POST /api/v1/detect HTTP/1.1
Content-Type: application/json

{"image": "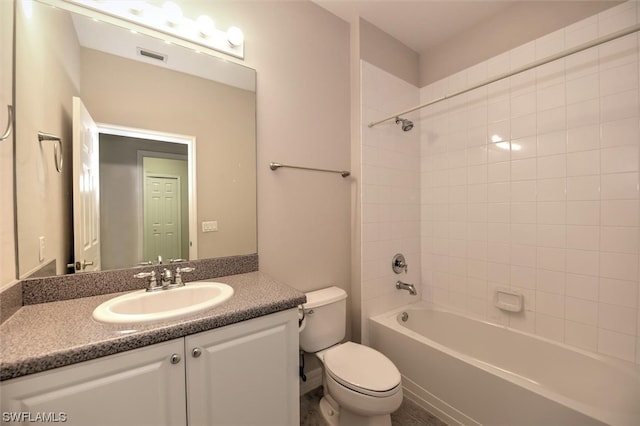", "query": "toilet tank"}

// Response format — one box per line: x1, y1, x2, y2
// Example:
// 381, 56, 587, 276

299, 286, 347, 353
